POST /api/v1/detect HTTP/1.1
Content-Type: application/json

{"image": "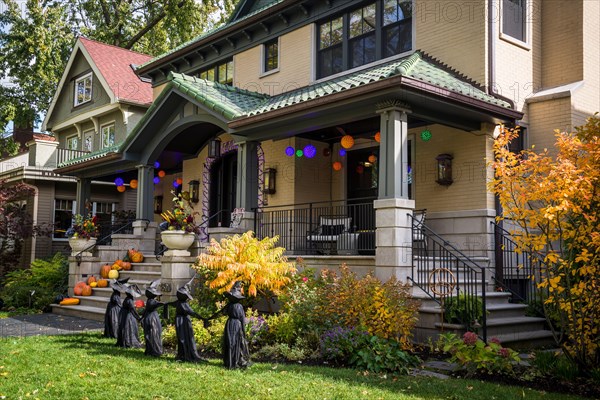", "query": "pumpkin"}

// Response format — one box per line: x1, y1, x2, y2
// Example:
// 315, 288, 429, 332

128, 249, 144, 263
74, 282, 86, 296
100, 264, 112, 278
86, 275, 96, 285
111, 261, 122, 271
121, 261, 132, 271
108, 269, 119, 279
60, 297, 80, 305
97, 279, 108, 288
90, 281, 98, 288
134, 300, 145, 308
81, 285, 92, 296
